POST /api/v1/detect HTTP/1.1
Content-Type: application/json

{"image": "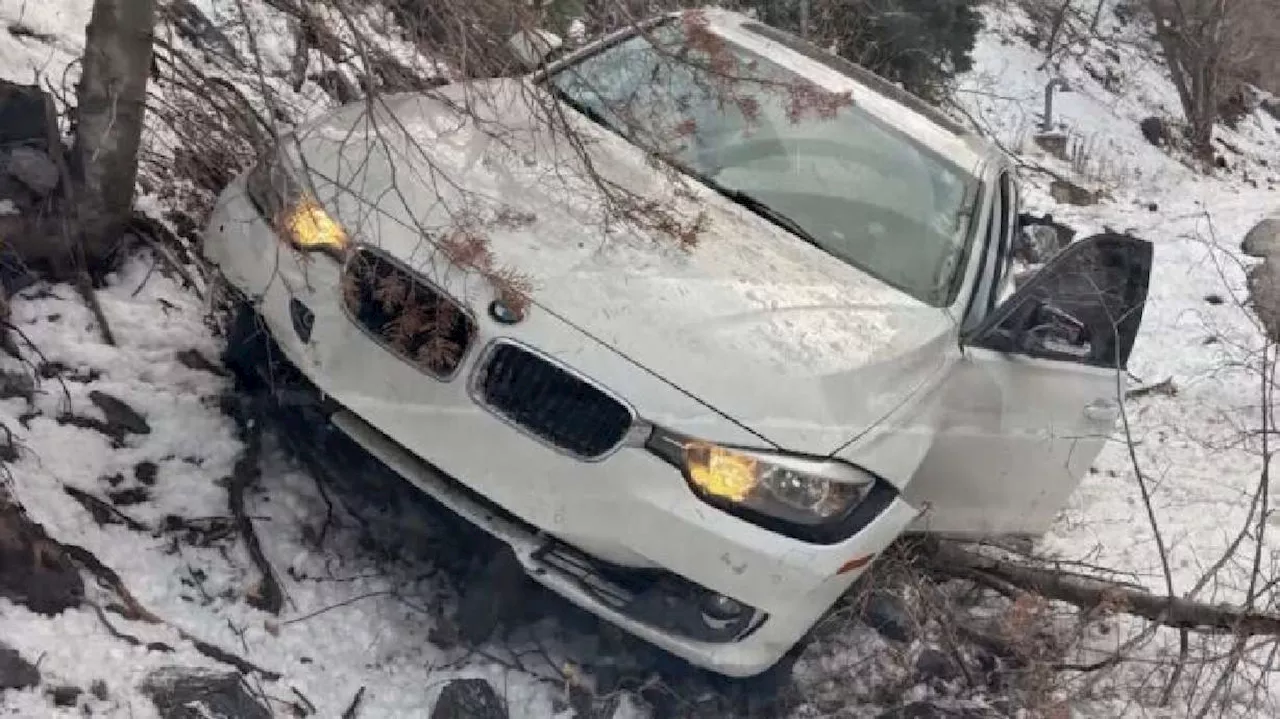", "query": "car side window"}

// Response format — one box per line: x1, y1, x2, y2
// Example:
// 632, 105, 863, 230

966, 234, 1153, 370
